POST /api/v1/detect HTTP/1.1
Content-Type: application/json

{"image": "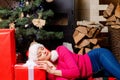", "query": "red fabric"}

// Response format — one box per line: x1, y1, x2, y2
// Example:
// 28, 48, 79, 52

26, 50, 29, 57
88, 77, 94, 80
0, 29, 16, 80
88, 77, 116, 80
15, 64, 46, 80
108, 77, 116, 80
